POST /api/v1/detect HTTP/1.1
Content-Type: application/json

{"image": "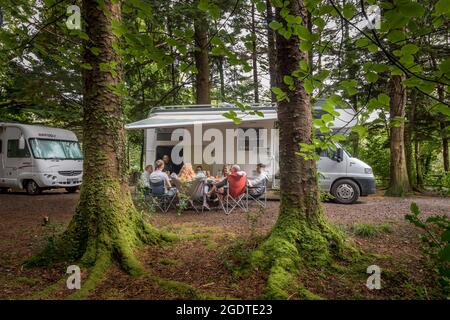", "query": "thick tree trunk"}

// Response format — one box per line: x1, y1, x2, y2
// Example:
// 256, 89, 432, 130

27, 0, 169, 284
266, 0, 277, 102
437, 85, 449, 172
251, 3, 259, 103
251, 0, 349, 300
194, 15, 211, 104
385, 74, 411, 196
405, 90, 417, 189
